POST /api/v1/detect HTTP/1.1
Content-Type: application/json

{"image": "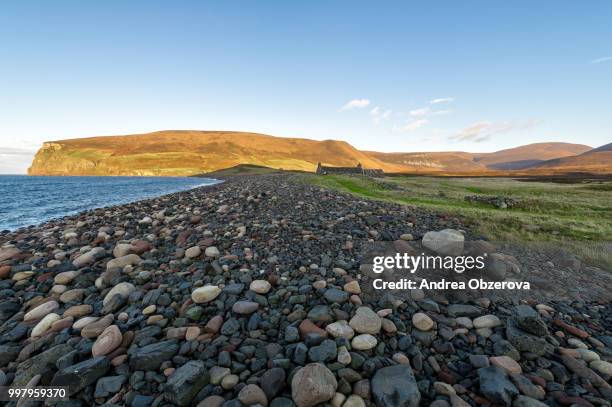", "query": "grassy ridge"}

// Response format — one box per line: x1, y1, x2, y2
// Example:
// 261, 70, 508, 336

302, 174, 612, 269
